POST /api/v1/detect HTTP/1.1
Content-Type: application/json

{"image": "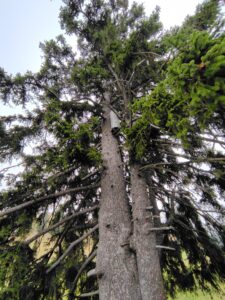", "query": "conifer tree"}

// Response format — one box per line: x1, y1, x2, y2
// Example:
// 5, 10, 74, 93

0, 0, 224, 299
